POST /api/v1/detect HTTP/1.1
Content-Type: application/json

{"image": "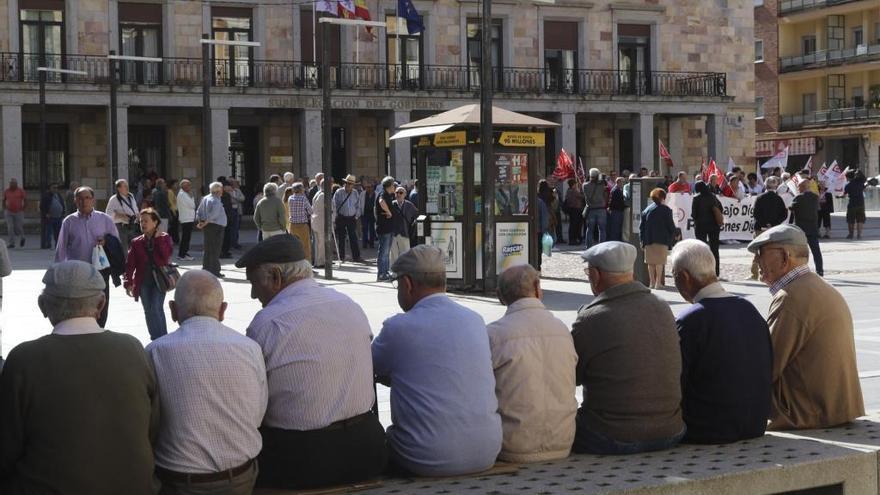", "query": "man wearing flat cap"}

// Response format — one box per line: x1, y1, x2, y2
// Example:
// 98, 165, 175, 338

571, 241, 684, 454
237, 235, 386, 489
0, 261, 159, 494
749, 224, 863, 430
372, 245, 502, 476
